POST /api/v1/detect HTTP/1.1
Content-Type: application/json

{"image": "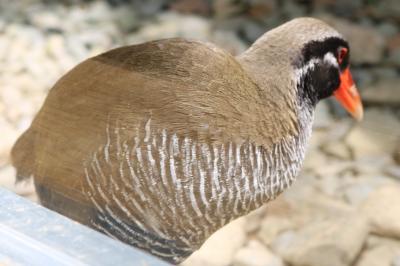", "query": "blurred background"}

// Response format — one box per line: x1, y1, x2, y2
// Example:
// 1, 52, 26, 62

0, 0, 399, 265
